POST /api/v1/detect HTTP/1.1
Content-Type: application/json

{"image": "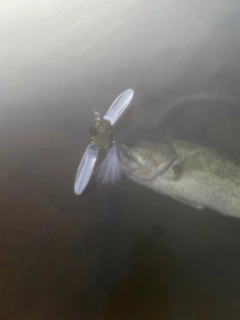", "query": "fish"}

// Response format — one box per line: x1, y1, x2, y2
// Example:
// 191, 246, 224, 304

98, 138, 240, 218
